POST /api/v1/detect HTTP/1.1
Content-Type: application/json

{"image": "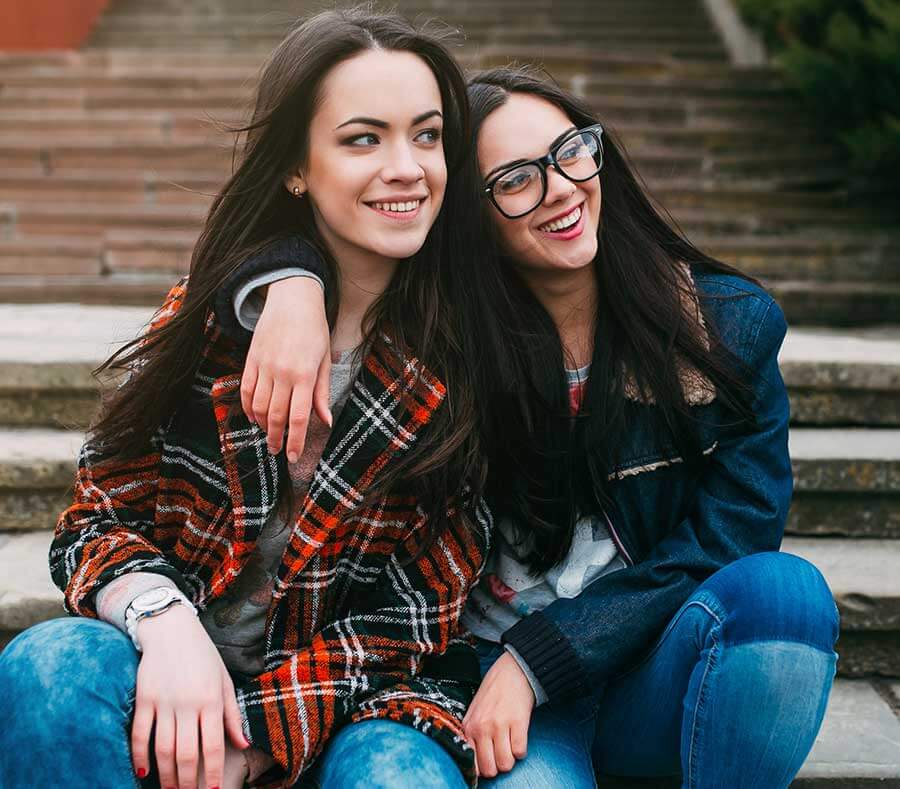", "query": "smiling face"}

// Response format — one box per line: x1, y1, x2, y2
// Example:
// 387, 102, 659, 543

478, 93, 601, 274
285, 49, 446, 267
